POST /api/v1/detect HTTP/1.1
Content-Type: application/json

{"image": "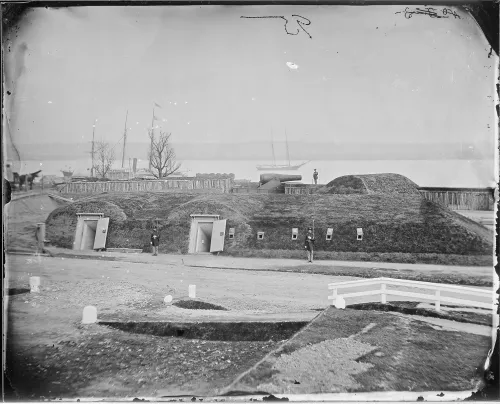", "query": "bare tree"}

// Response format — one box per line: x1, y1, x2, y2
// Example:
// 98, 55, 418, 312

93, 141, 115, 179
148, 131, 181, 179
